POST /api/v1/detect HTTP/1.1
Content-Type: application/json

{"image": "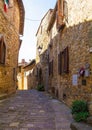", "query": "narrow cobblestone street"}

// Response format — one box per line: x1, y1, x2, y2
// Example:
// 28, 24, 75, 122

0, 90, 73, 130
